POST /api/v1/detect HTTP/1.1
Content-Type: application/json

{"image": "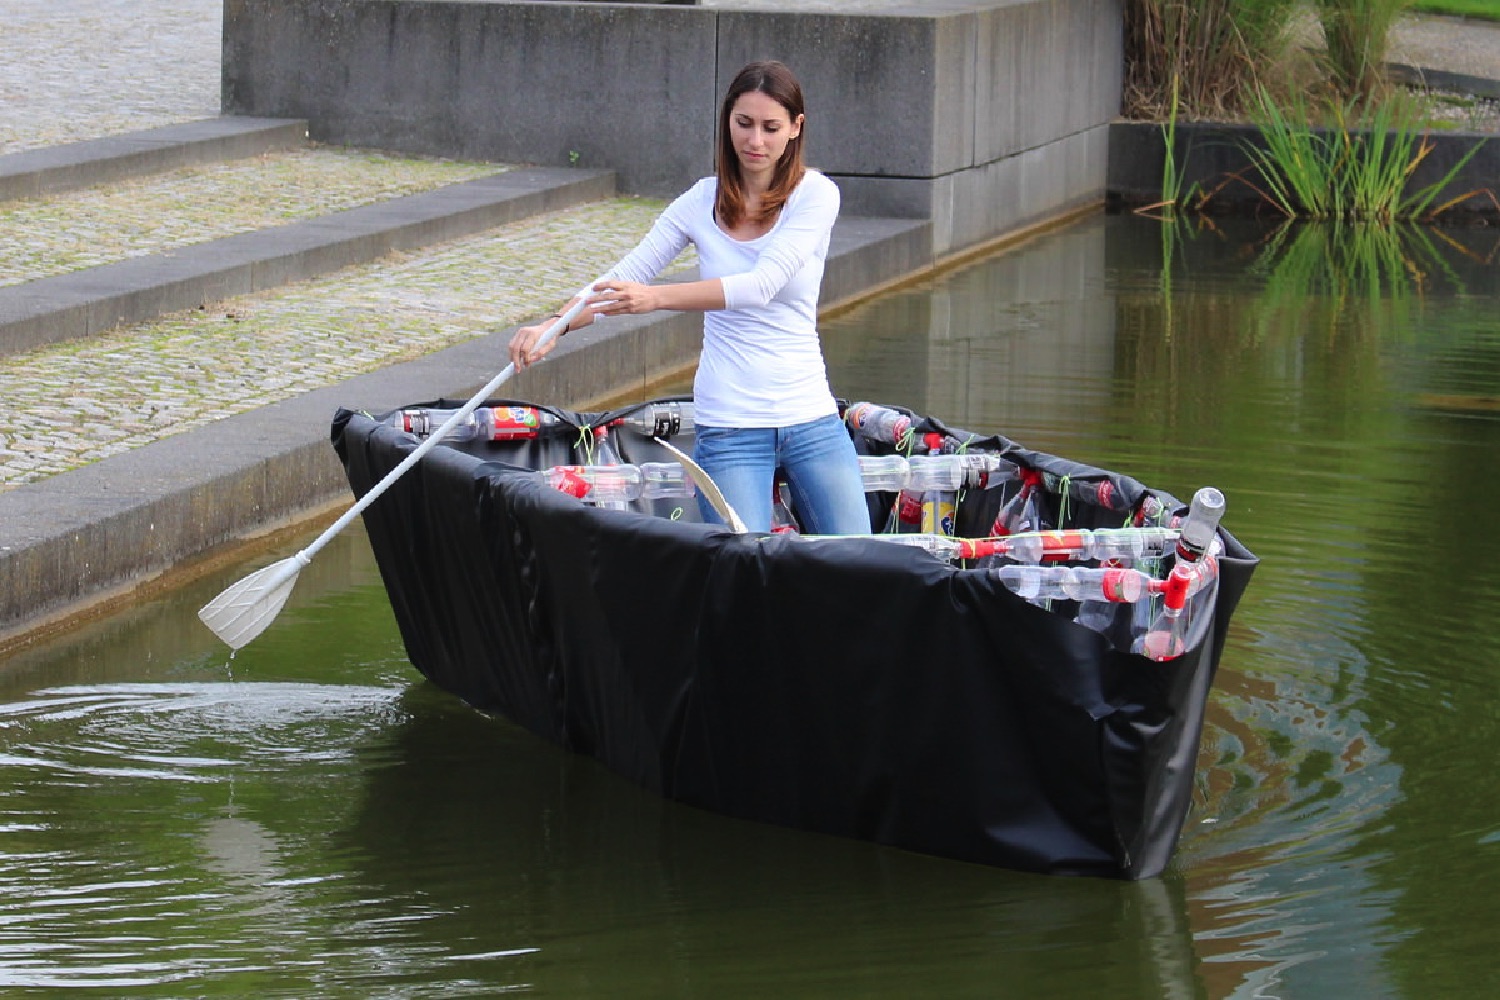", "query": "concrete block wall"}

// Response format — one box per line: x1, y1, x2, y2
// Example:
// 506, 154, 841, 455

222, 0, 1123, 255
